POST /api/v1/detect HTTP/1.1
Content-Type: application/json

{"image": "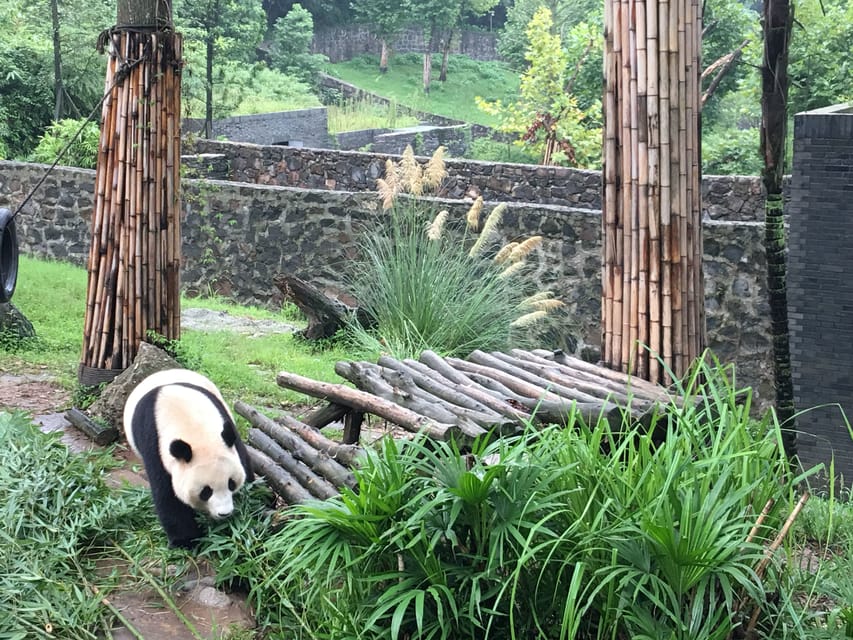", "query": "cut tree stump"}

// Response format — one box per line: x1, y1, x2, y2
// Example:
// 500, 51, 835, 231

273, 274, 371, 341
